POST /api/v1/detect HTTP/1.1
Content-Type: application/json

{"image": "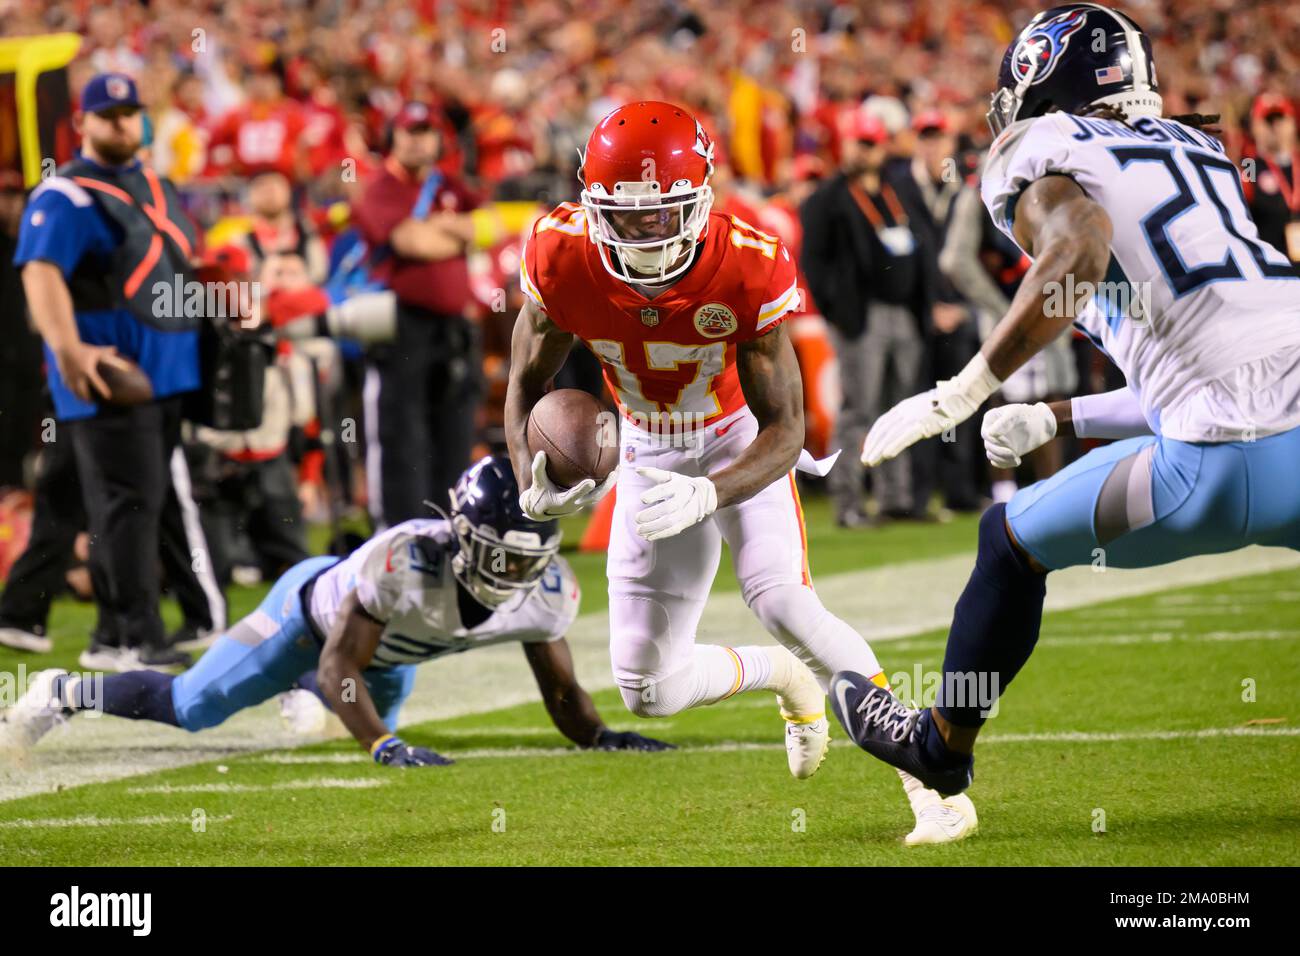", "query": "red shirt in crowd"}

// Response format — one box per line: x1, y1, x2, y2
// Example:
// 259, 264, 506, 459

206, 97, 307, 180
352, 157, 481, 316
